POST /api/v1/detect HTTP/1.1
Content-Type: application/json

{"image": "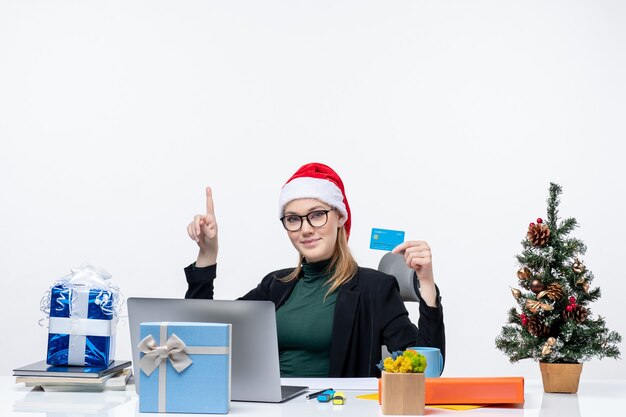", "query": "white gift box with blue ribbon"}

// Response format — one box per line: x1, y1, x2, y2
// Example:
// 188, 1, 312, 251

46, 265, 119, 367
139, 322, 231, 414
